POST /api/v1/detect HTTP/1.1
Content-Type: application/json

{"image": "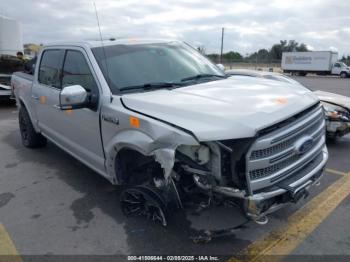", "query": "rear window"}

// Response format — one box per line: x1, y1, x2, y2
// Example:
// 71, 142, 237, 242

38, 50, 65, 88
